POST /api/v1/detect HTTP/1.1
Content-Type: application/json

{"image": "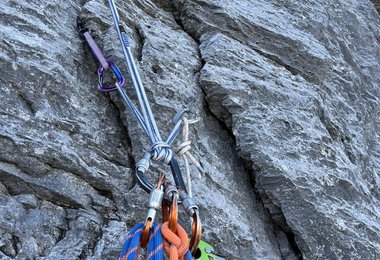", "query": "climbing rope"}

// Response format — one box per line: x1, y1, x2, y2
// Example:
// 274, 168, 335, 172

162, 182, 201, 256
120, 175, 165, 259
162, 222, 192, 260
175, 116, 205, 197
147, 223, 164, 260
161, 188, 192, 260
120, 223, 143, 260
120, 222, 164, 260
